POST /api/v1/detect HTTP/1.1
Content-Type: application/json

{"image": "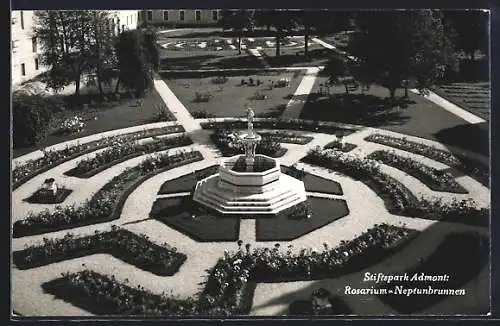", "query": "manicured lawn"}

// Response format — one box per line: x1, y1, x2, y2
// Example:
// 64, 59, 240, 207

377, 232, 489, 314
162, 70, 305, 117
433, 82, 490, 122
150, 196, 240, 242
157, 165, 343, 196
260, 44, 333, 67
159, 50, 263, 70
321, 31, 352, 51
281, 166, 343, 195
157, 165, 219, 195
14, 88, 173, 158
256, 197, 349, 241
300, 76, 487, 154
